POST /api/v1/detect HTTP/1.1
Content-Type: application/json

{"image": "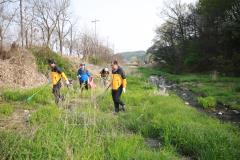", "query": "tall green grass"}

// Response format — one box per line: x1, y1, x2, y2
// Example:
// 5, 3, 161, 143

139, 67, 240, 110
0, 69, 239, 159
0, 104, 14, 116
113, 73, 240, 160
0, 81, 180, 159
1, 85, 54, 106
29, 106, 61, 124
0, 104, 179, 159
